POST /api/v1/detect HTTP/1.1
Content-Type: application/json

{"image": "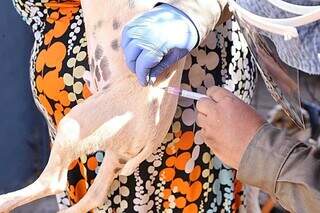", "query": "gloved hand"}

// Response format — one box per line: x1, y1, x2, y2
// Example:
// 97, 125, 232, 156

121, 4, 199, 86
